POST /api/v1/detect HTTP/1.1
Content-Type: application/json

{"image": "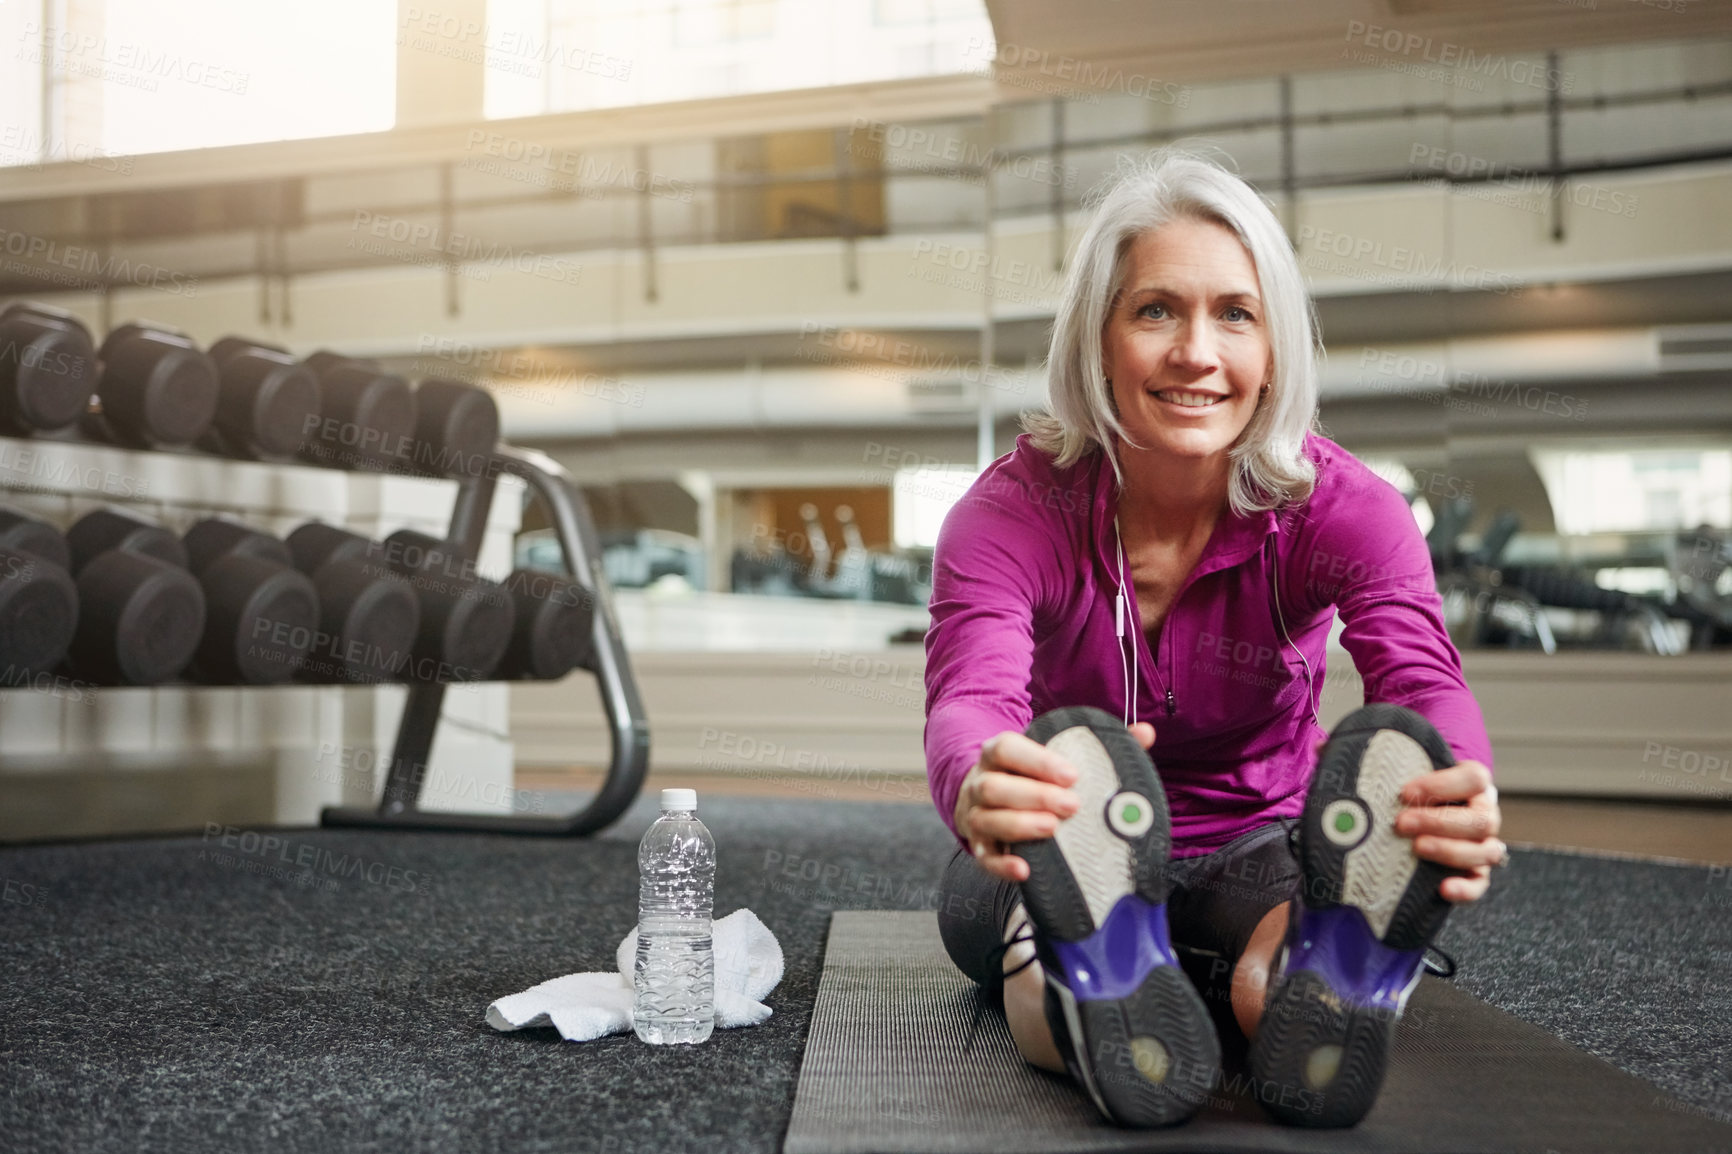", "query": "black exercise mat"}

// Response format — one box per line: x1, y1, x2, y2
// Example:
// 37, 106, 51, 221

784, 910, 1732, 1154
